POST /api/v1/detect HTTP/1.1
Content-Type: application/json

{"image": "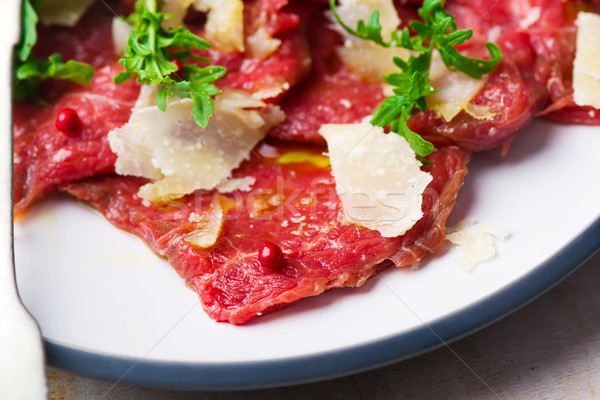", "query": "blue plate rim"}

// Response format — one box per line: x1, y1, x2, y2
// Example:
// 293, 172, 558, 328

45, 215, 600, 391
